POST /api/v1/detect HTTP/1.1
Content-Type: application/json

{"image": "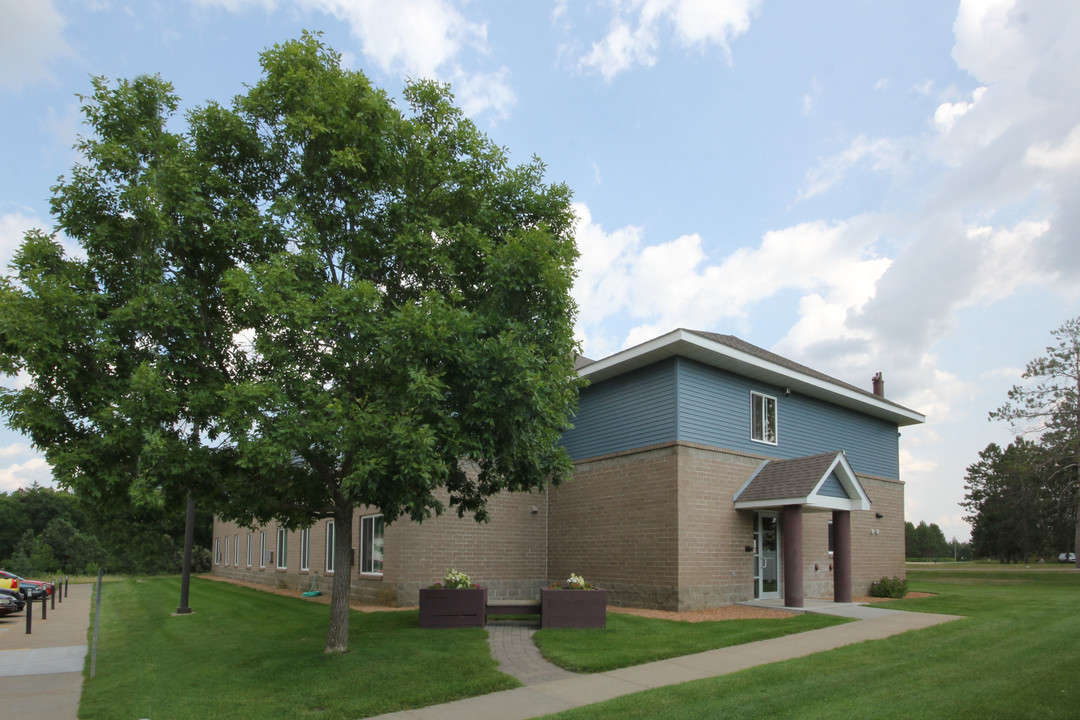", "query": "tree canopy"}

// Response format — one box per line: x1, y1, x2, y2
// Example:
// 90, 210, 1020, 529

1, 34, 581, 653
988, 317, 1080, 567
